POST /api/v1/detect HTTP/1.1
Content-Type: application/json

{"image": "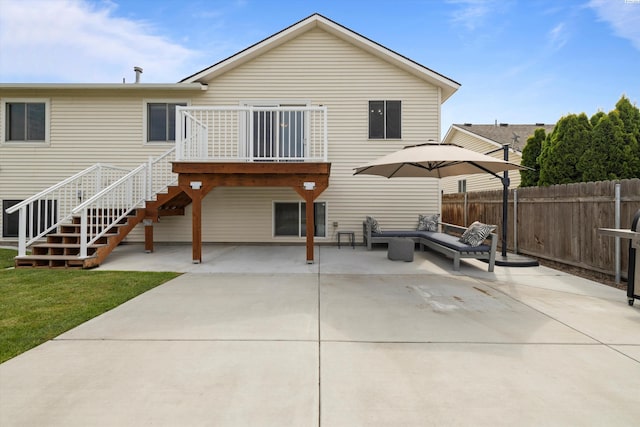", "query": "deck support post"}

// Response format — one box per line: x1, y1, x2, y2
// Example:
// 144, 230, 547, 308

143, 219, 154, 253
190, 188, 203, 264
304, 190, 315, 263
173, 162, 330, 265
